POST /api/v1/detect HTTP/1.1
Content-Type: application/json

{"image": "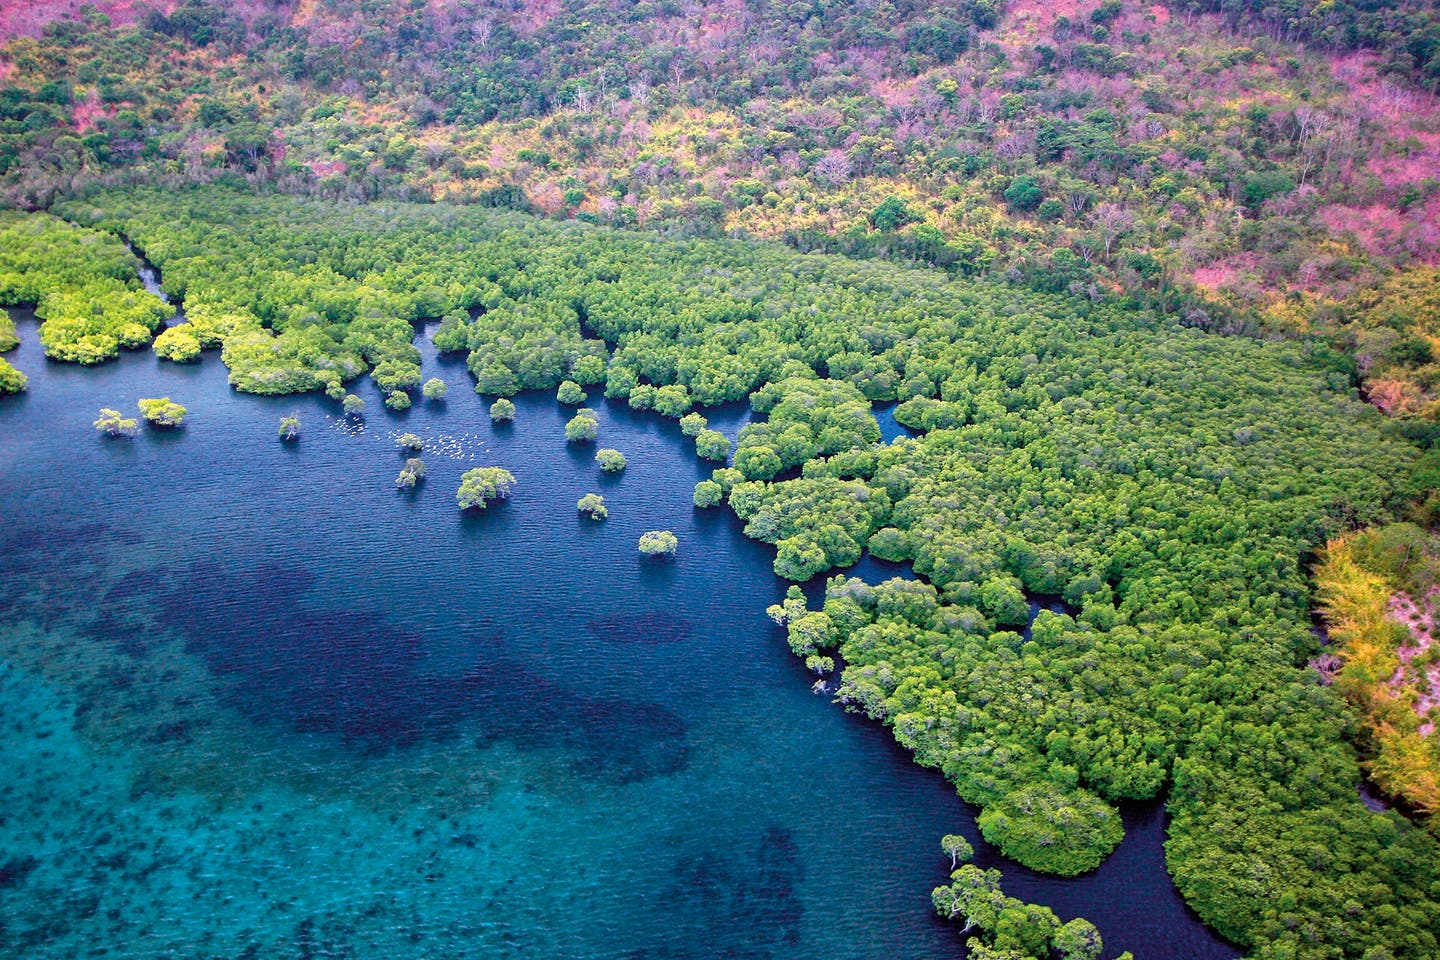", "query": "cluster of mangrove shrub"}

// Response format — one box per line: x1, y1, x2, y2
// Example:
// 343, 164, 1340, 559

733, 375, 881, 481
626, 382, 693, 418
565, 408, 598, 442
0, 314, 23, 393
638, 530, 678, 557
0, 357, 24, 393
137, 397, 186, 427
422, 378, 447, 400
595, 448, 626, 472
695, 429, 731, 462
693, 480, 723, 509
489, 398, 515, 422
577, 493, 608, 520
930, 834, 1115, 960
278, 414, 300, 441
0, 309, 17, 351
93, 407, 138, 437
0, 212, 169, 364
44, 186, 1440, 958
679, 412, 707, 437
557, 380, 587, 405
456, 467, 515, 510
1316, 523, 1440, 832
396, 458, 425, 489
342, 394, 364, 417
395, 433, 424, 452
